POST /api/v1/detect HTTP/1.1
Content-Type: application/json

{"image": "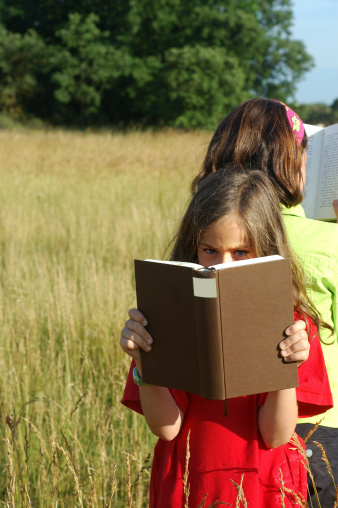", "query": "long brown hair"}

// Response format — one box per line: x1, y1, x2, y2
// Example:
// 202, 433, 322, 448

192, 98, 308, 207
170, 168, 331, 339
